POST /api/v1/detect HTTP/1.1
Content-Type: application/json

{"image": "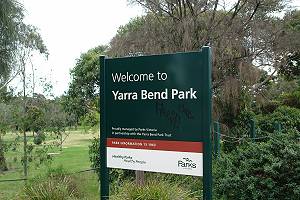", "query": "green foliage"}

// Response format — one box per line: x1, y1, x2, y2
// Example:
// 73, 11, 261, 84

64, 45, 107, 121
33, 131, 46, 145
279, 10, 300, 80
116, 16, 146, 37
79, 110, 99, 132
88, 137, 100, 178
223, 110, 256, 152
21, 166, 83, 200
26, 105, 45, 133
0, 102, 13, 171
260, 100, 281, 114
146, 173, 203, 198
0, 0, 24, 80
111, 179, 197, 200
0, 103, 13, 133
46, 99, 67, 134
257, 106, 300, 133
281, 87, 300, 108
279, 52, 300, 80
214, 130, 300, 200
0, 0, 48, 88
